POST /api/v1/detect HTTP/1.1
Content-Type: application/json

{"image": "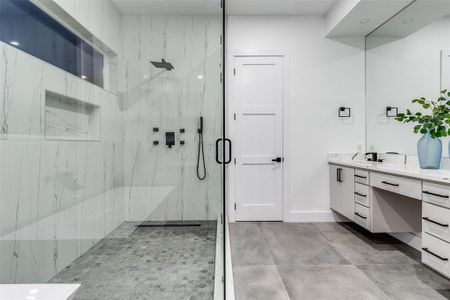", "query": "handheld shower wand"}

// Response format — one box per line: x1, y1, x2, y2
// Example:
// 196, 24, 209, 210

197, 116, 206, 180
